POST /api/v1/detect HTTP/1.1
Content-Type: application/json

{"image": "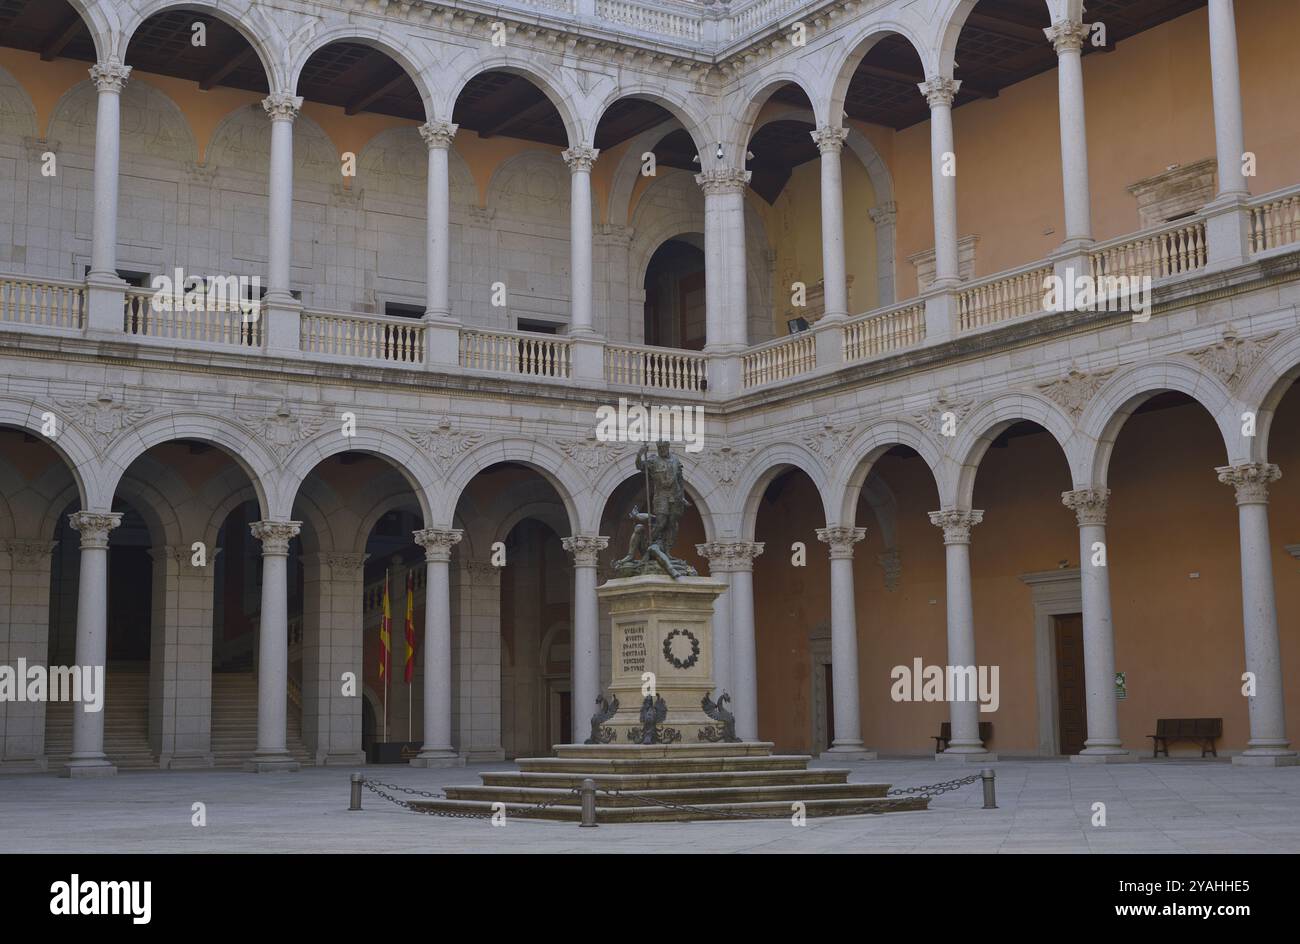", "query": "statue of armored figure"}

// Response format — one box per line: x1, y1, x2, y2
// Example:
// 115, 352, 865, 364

612, 441, 698, 579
